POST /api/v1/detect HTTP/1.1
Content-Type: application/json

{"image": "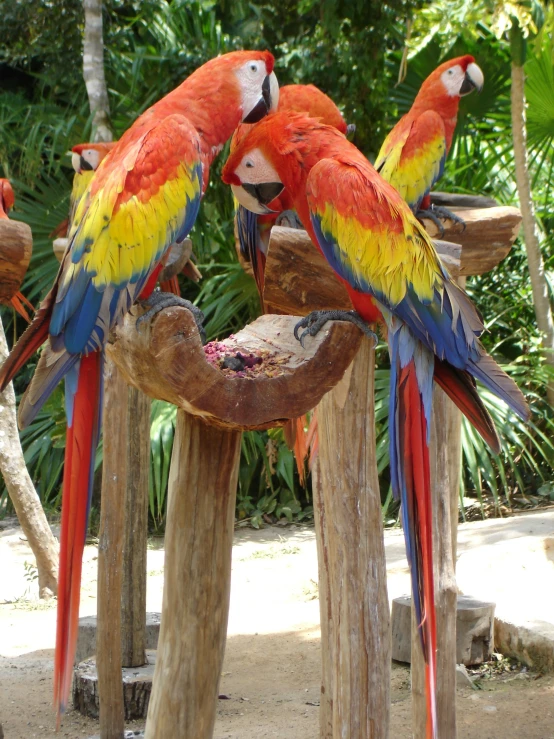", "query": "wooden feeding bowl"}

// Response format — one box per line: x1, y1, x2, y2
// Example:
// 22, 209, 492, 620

0, 218, 32, 304
108, 308, 362, 430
